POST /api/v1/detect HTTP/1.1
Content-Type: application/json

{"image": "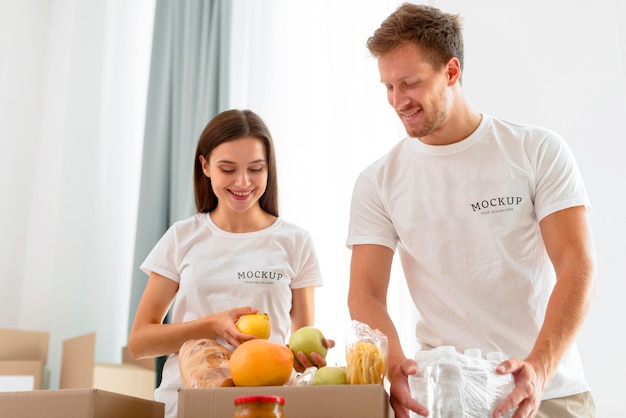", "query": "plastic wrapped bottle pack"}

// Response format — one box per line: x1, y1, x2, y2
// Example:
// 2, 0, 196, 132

409, 346, 514, 418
